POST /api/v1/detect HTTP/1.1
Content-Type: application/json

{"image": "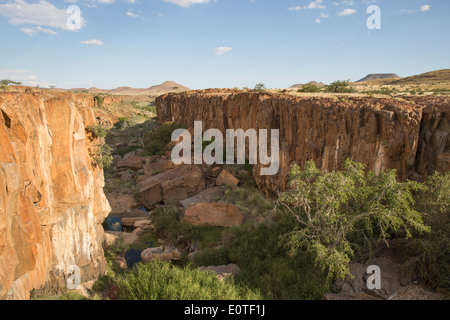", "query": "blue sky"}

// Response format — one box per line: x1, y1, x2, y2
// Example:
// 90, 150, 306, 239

0, 0, 448, 89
